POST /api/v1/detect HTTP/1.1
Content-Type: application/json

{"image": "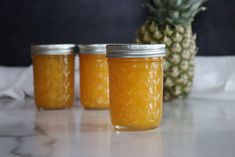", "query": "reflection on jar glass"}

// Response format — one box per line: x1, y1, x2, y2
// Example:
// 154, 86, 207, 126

31, 44, 75, 110
79, 44, 109, 109
79, 109, 111, 156
110, 130, 163, 156
34, 110, 75, 156
107, 44, 165, 131
35, 110, 75, 135
79, 109, 111, 132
